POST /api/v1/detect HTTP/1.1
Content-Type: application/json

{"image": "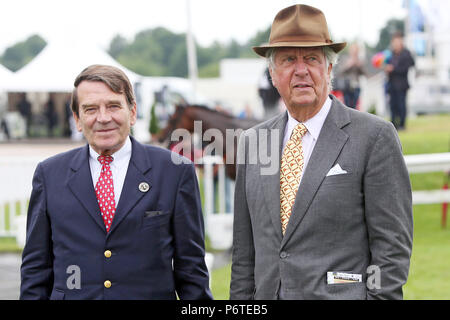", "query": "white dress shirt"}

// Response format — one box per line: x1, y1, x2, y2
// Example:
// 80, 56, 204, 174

282, 97, 332, 176
89, 136, 132, 206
